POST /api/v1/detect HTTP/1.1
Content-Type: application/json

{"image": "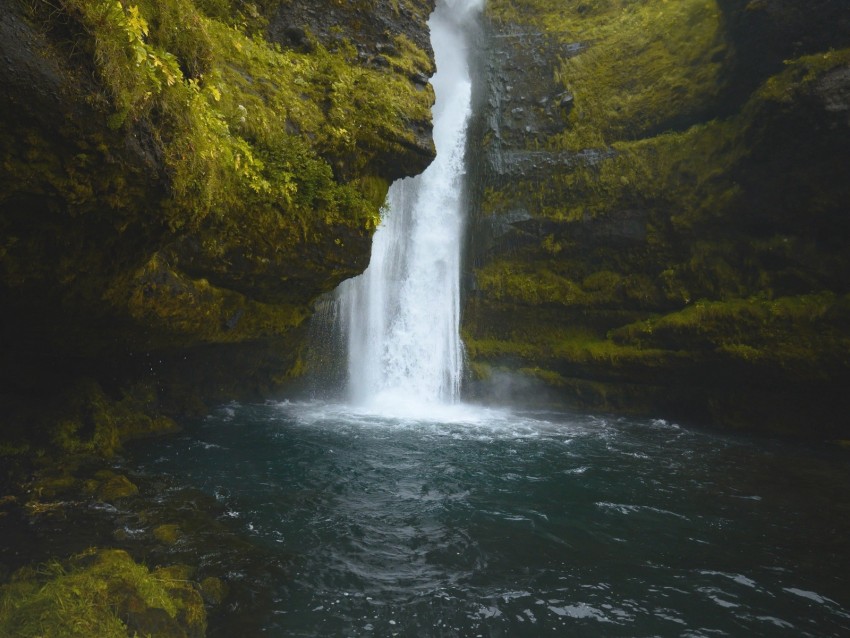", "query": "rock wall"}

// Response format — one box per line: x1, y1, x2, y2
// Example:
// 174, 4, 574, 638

4, 0, 849, 445
0, 0, 435, 455
463, 0, 850, 436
